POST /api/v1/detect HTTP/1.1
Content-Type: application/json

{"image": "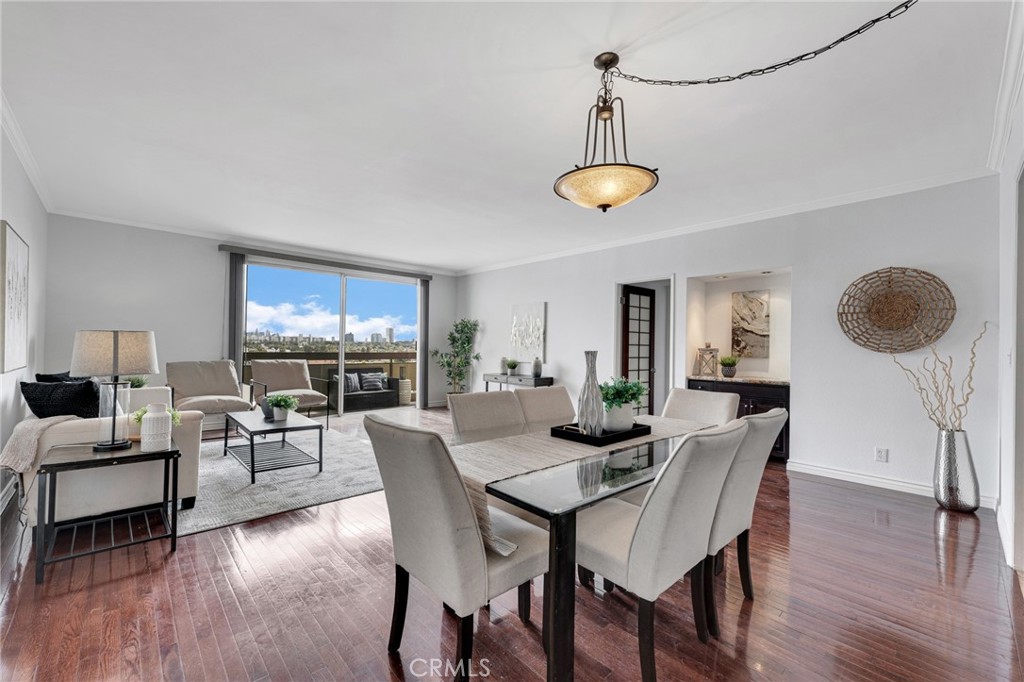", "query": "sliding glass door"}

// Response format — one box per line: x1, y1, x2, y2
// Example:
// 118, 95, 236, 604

243, 263, 418, 414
